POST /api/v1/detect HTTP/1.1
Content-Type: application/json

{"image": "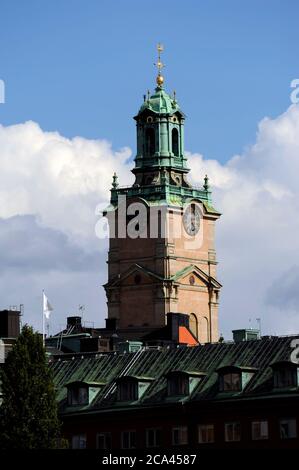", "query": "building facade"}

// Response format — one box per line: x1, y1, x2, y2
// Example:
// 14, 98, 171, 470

50, 333, 299, 450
